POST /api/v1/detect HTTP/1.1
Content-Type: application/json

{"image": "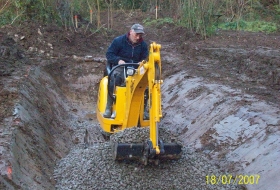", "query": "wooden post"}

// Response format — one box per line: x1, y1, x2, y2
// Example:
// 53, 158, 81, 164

156, 0, 158, 19
97, 0, 101, 28
74, 15, 78, 28
90, 9, 93, 24
156, 6, 158, 19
